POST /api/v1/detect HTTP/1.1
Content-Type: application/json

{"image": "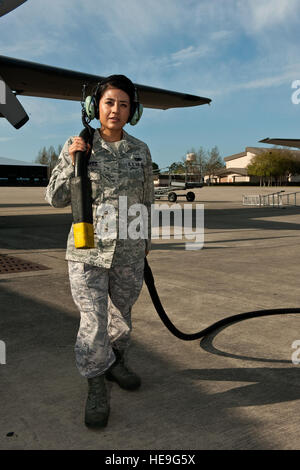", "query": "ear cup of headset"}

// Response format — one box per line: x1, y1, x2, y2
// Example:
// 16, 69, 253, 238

130, 102, 143, 126
84, 95, 98, 120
